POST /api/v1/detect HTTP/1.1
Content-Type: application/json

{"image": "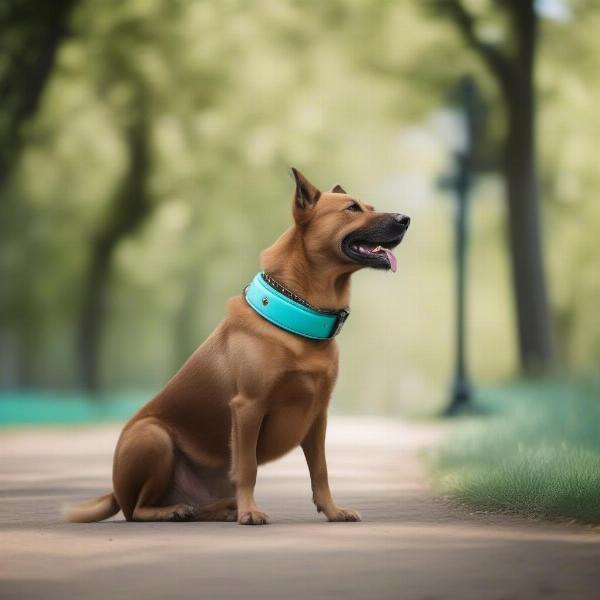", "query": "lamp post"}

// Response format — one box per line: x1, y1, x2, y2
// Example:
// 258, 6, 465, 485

439, 76, 482, 416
